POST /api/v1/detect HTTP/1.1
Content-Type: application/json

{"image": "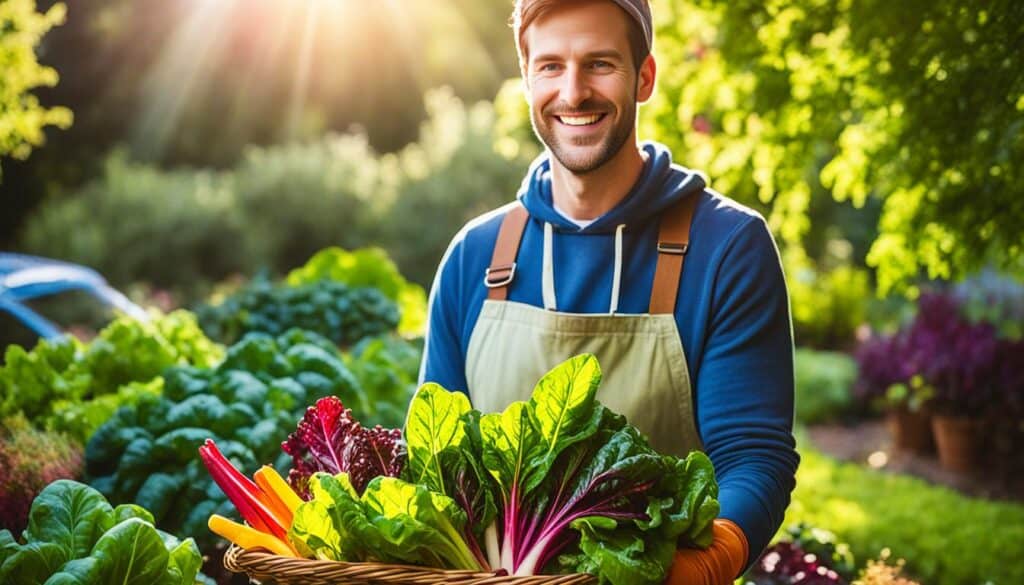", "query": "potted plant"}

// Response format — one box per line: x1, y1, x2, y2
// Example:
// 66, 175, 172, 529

883, 376, 934, 454
904, 292, 996, 473
854, 332, 933, 454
